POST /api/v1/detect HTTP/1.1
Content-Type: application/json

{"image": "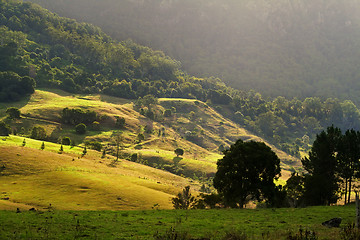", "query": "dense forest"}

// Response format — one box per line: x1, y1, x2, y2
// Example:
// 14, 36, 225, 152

2, 0, 360, 158
27, 0, 360, 105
